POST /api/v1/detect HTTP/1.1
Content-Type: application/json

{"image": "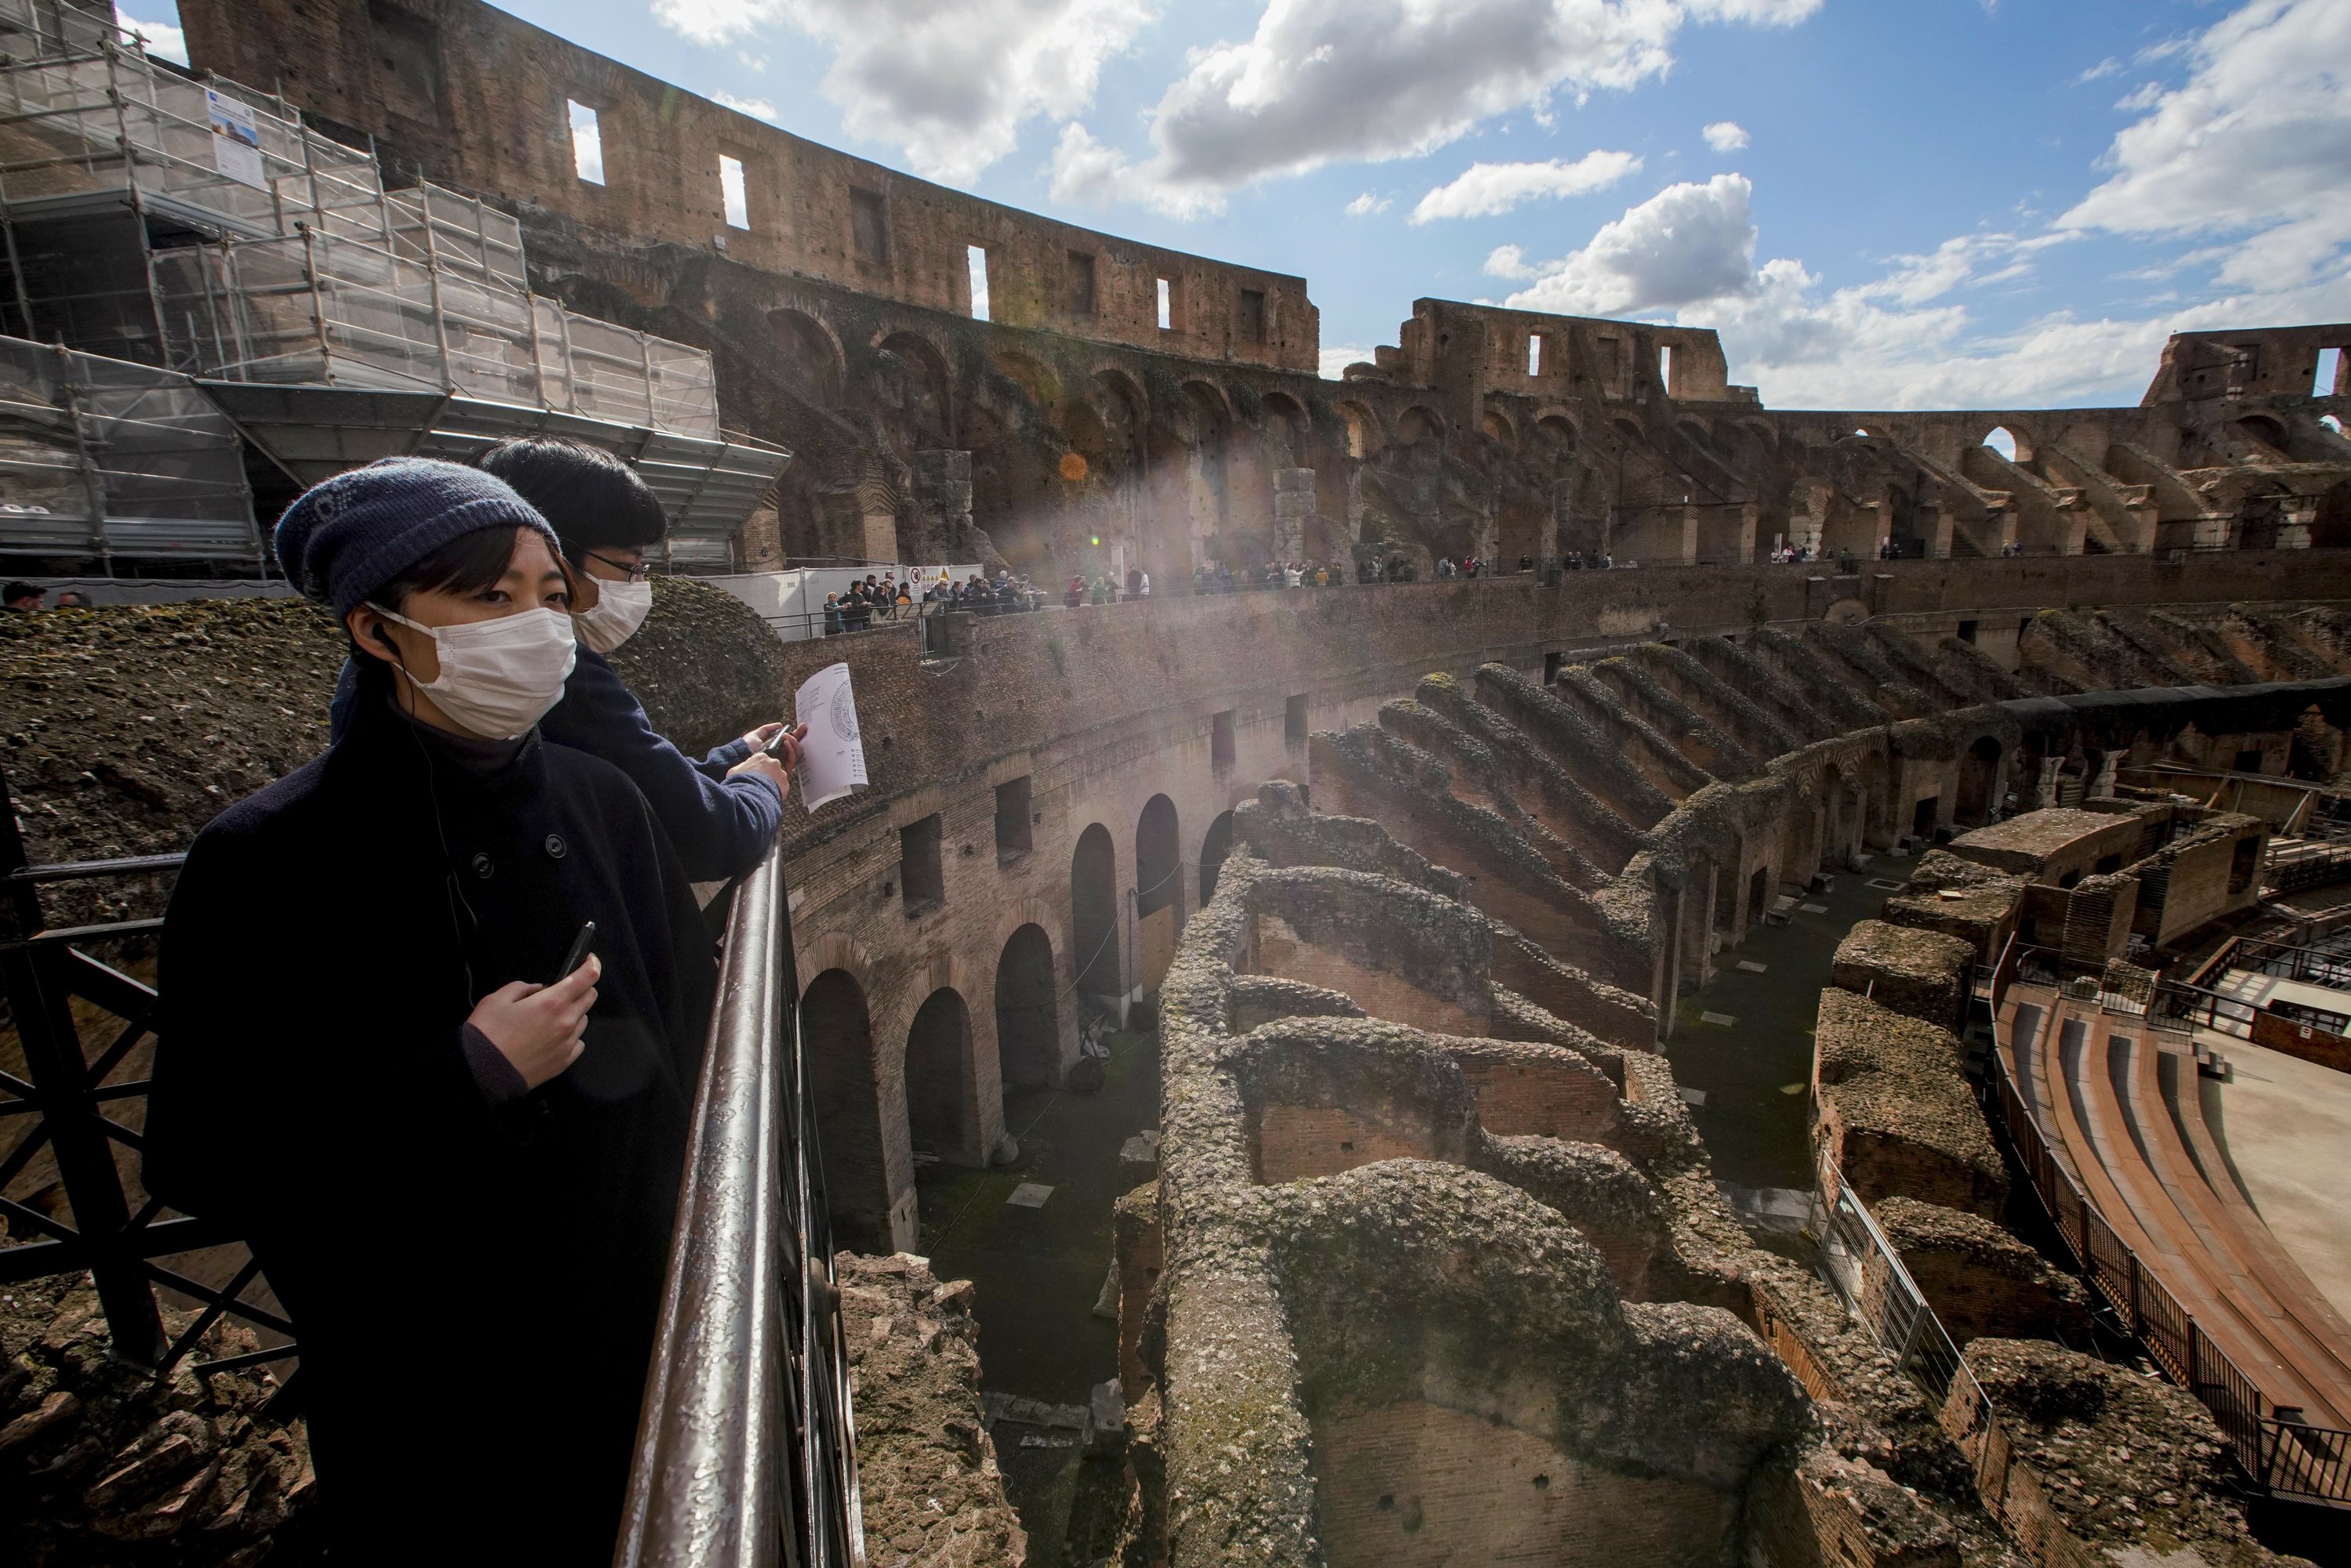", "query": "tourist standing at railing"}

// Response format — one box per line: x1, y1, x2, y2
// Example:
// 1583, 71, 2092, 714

824, 592, 845, 636
147, 458, 722, 1566
2, 580, 39, 611
323, 441, 795, 883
